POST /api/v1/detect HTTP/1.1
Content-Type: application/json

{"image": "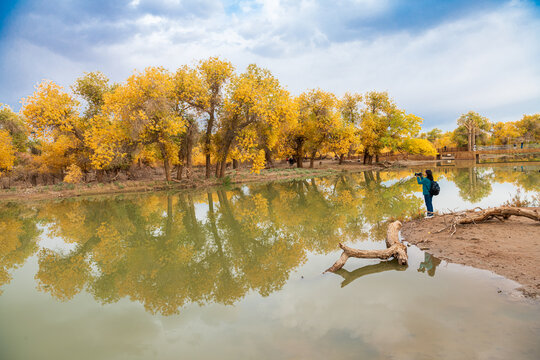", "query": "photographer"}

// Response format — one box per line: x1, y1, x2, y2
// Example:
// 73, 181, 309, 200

416, 170, 435, 218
